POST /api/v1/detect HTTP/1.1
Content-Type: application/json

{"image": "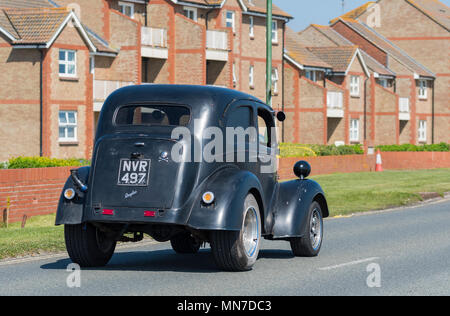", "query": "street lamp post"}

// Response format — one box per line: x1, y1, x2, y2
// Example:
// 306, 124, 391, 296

266, 0, 273, 106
